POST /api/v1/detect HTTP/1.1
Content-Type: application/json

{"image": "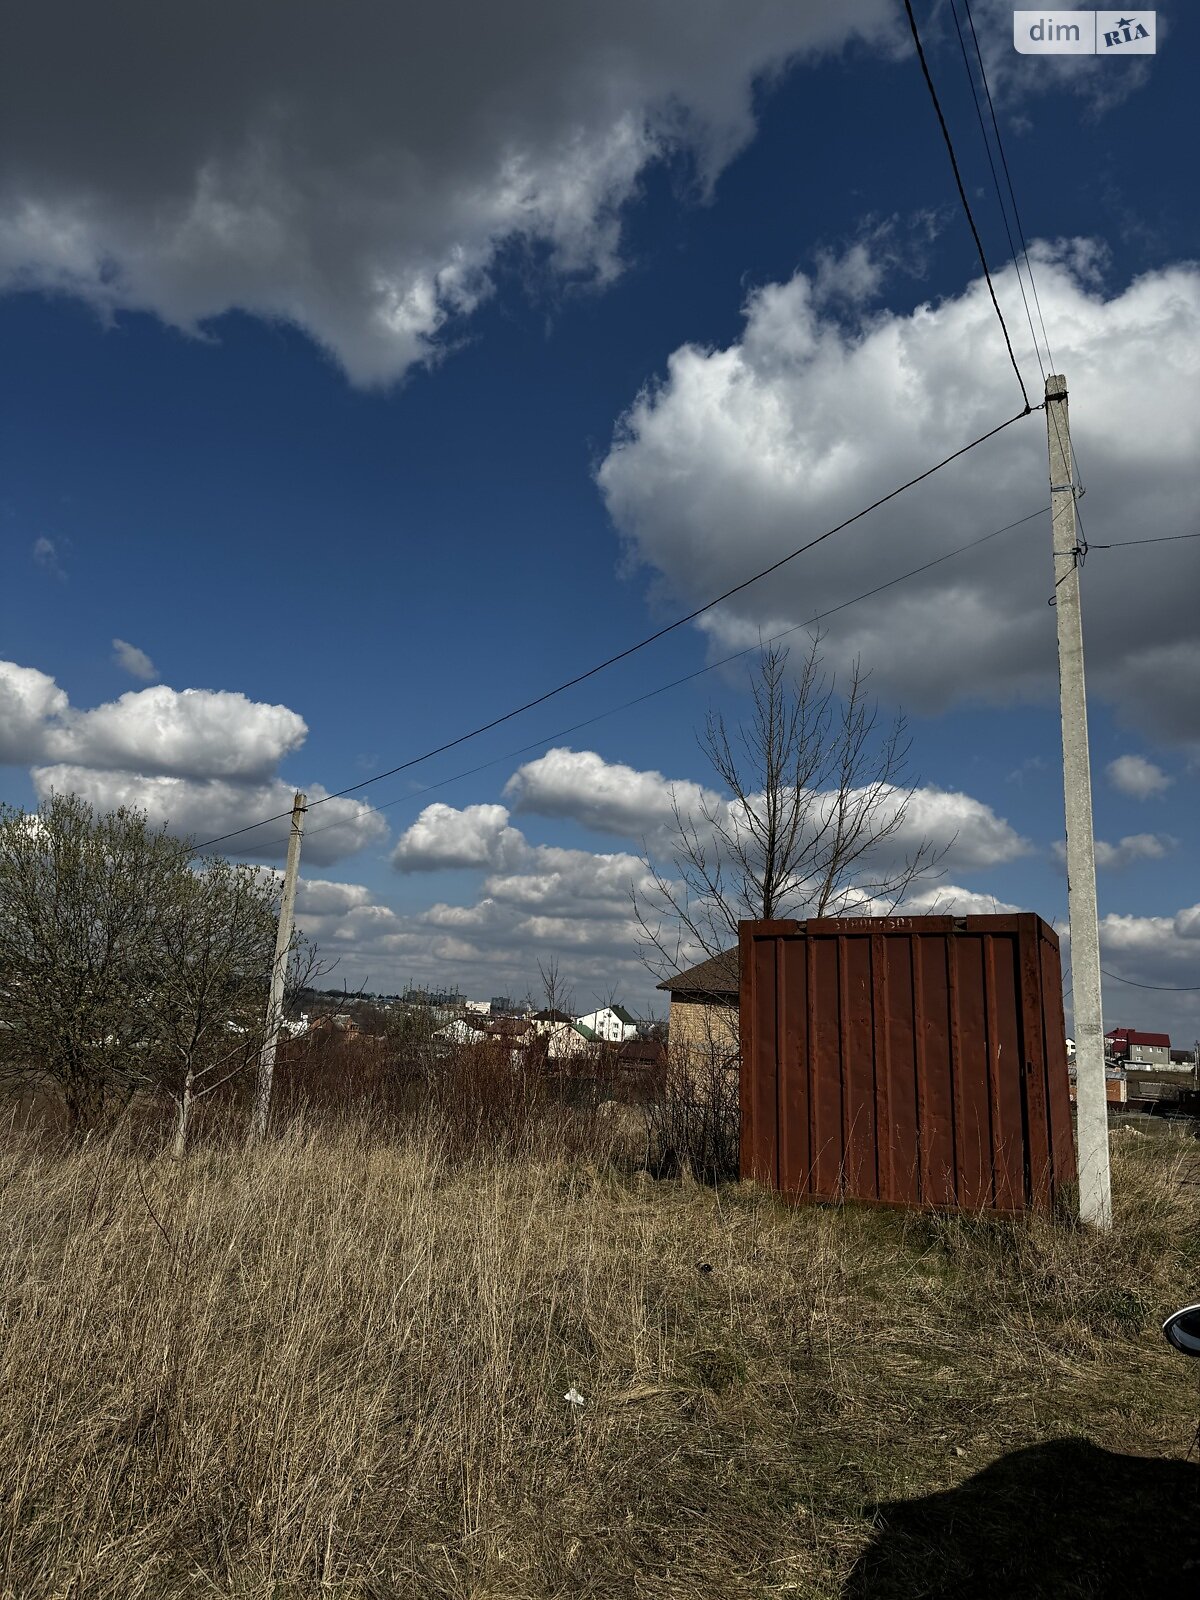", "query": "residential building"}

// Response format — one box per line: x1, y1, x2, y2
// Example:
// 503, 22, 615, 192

433, 1018, 486, 1048
530, 1008, 575, 1035
309, 1013, 361, 1039
655, 950, 739, 1067
618, 1037, 667, 1073
1105, 1027, 1173, 1068
542, 1022, 595, 1064
575, 1005, 639, 1043
1068, 1061, 1127, 1106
